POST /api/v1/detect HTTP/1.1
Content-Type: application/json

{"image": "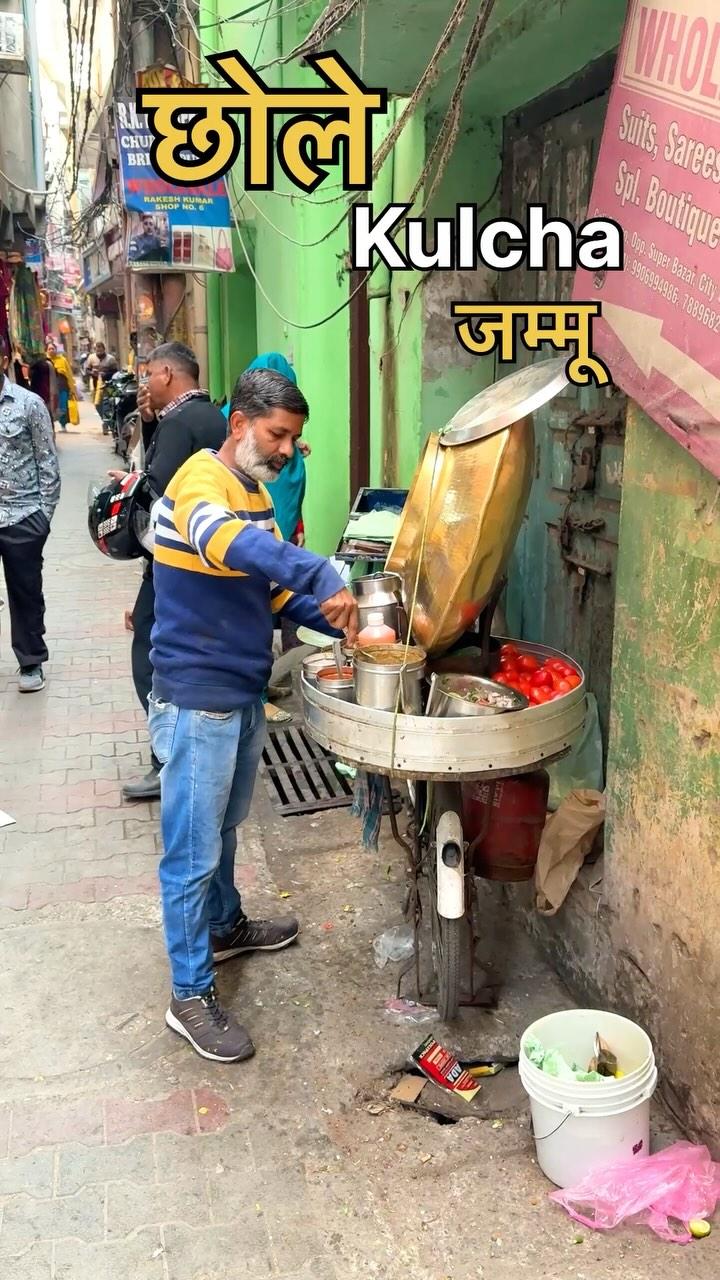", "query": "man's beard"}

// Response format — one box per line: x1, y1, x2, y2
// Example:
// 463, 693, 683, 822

234, 427, 285, 484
